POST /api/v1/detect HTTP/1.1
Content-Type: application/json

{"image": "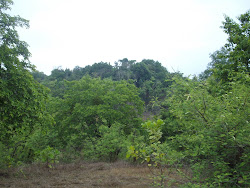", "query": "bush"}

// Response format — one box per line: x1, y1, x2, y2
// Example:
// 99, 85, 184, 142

163, 75, 250, 187
35, 146, 61, 168
82, 123, 129, 162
